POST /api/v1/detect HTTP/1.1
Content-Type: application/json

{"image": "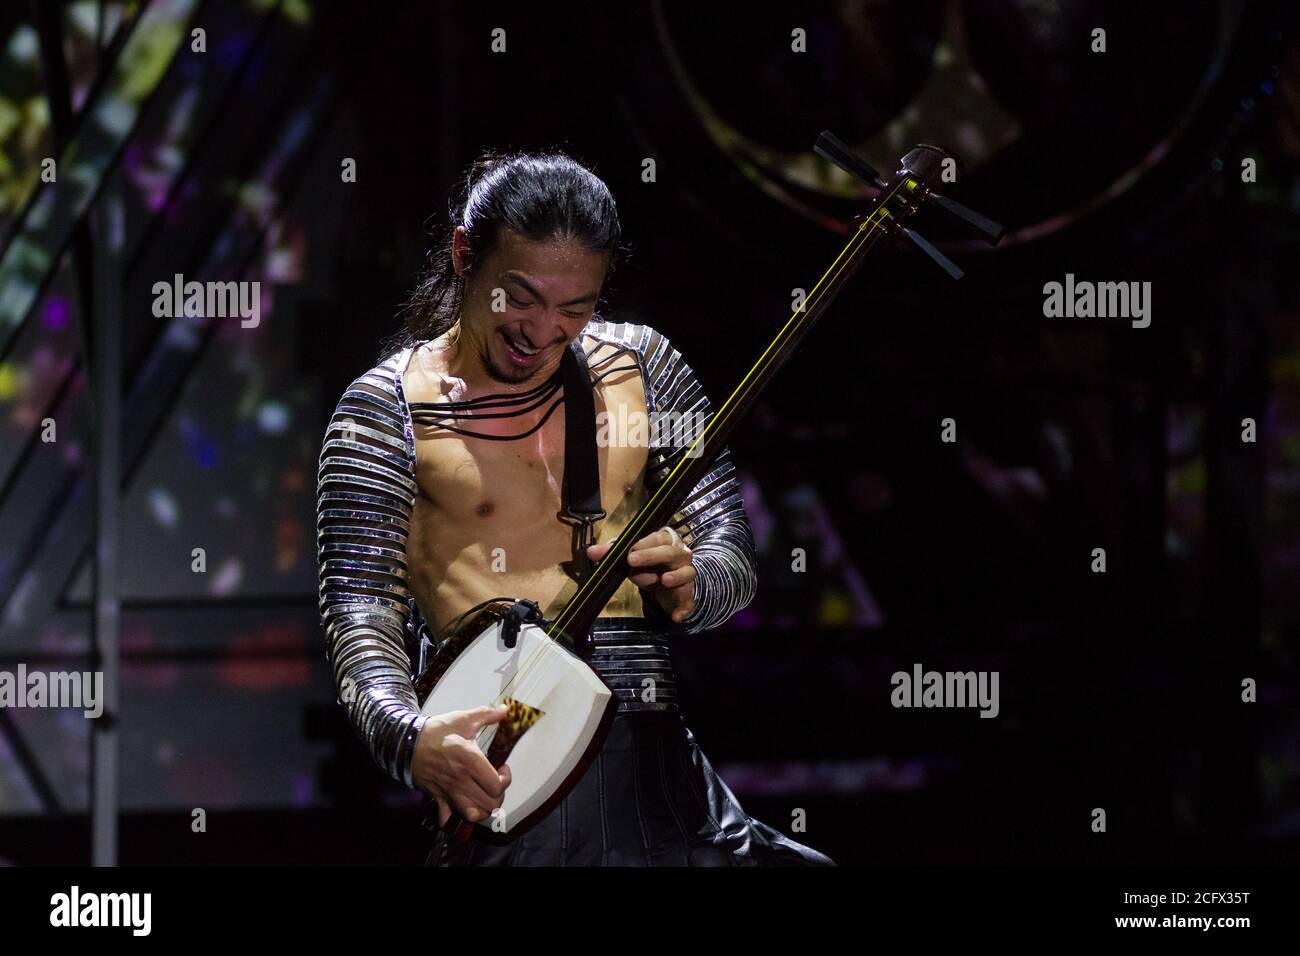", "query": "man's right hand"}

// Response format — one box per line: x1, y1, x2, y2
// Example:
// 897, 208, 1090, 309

412, 705, 513, 827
